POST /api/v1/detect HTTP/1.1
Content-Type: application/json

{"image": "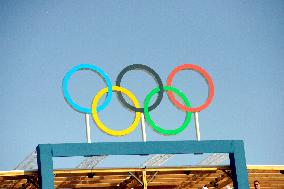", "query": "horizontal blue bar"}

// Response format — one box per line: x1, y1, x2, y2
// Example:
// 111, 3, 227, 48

38, 140, 241, 157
